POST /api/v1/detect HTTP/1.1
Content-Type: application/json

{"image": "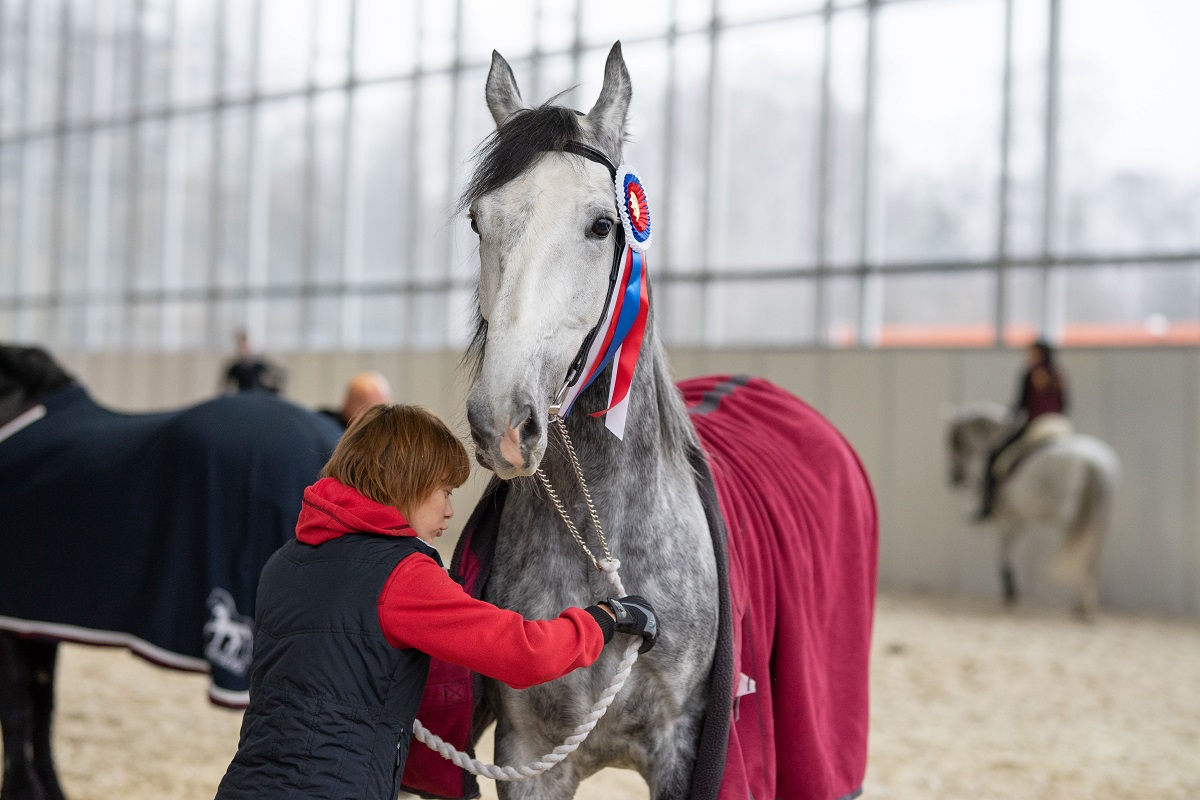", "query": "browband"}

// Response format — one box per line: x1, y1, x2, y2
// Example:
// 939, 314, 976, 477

561, 141, 618, 180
